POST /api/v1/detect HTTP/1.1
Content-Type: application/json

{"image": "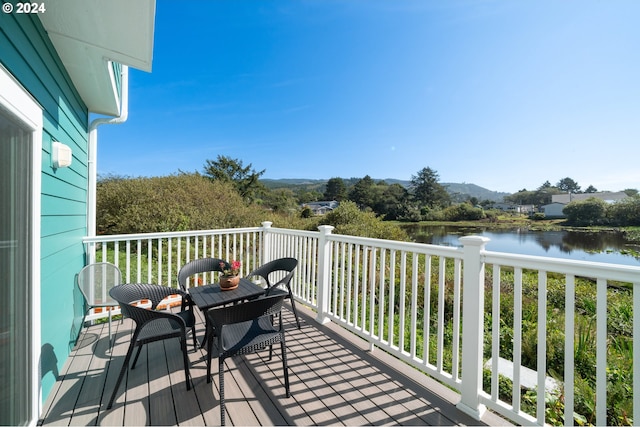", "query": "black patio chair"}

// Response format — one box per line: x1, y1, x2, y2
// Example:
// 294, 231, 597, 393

178, 257, 227, 343
246, 257, 300, 328
206, 294, 290, 426
177, 257, 227, 292
106, 283, 193, 409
